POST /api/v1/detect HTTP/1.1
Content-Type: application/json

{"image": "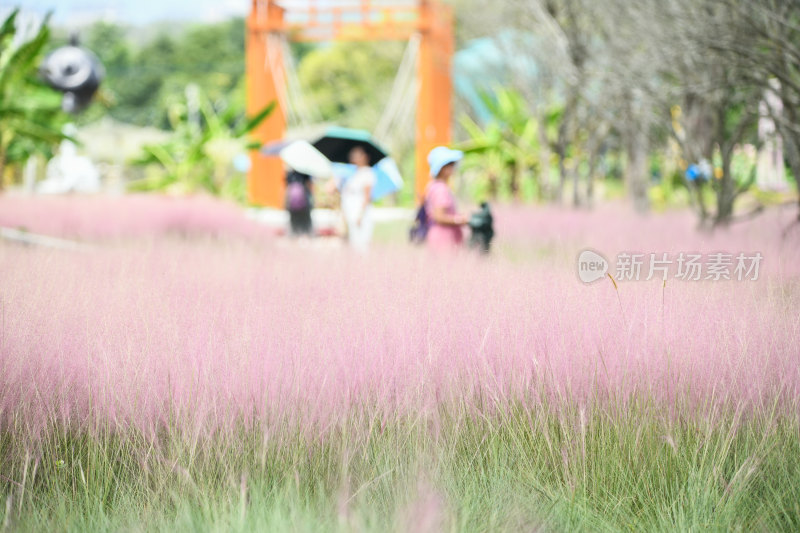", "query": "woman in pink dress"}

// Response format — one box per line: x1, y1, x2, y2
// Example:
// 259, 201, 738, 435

425, 146, 469, 252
